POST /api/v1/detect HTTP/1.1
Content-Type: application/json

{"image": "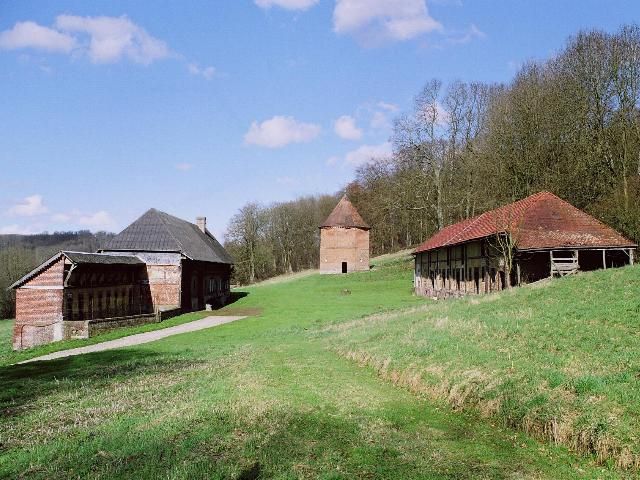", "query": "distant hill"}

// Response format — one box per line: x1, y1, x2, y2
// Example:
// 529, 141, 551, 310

0, 230, 115, 318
